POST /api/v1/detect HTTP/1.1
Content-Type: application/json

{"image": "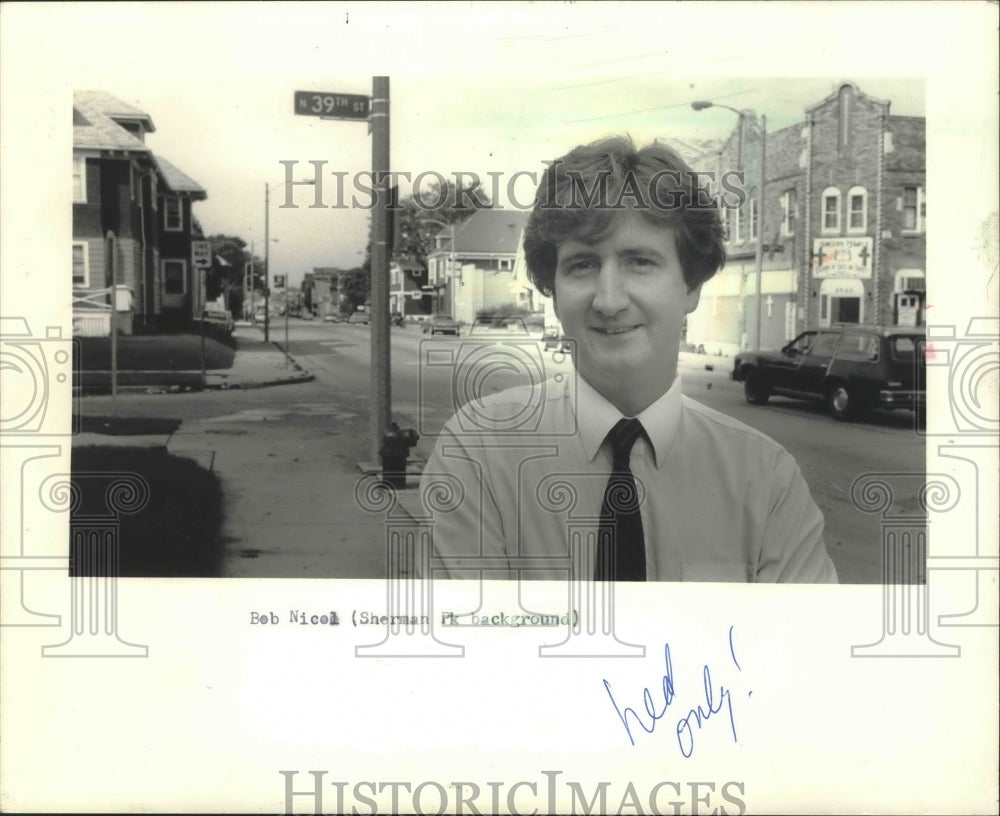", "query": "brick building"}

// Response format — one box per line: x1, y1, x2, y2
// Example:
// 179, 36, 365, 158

684, 82, 925, 354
